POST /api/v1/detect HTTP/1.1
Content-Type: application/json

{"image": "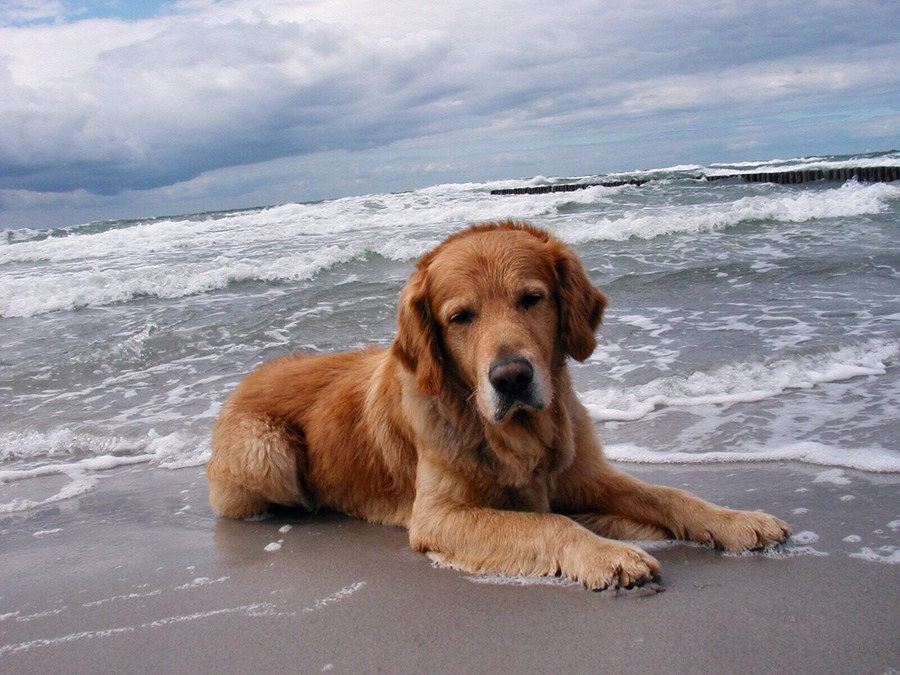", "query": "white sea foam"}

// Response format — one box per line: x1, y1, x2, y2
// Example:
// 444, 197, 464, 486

302, 581, 367, 612
0, 428, 208, 513
849, 546, 900, 564
0, 455, 149, 514
559, 181, 900, 243
604, 442, 900, 473
32, 528, 62, 537
0, 428, 135, 464
583, 337, 898, 422
464, 573, 580, 587
0, 428, 207, 470
0, 602, 279, 657
0, 245, 364, 317
814, 469, 852, 485
5, 178, 895, 318
174, 576, 230, 590
760, 544, 829, 559
706, 152, 900, 175
790, 531, 820, 545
